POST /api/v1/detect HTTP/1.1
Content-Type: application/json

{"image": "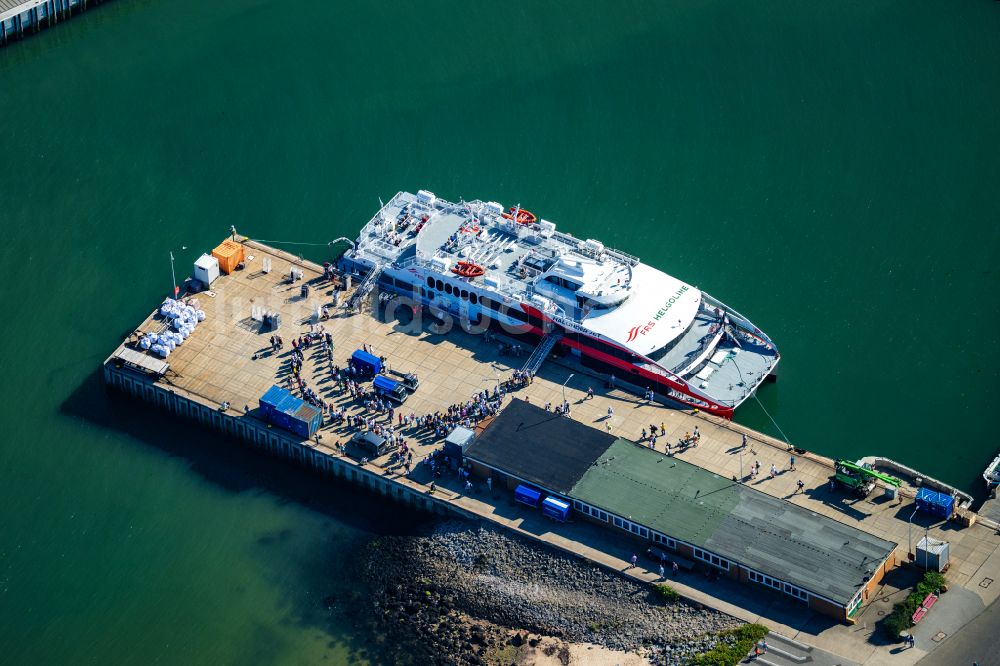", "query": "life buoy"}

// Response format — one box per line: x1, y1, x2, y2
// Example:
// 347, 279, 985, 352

451, 261, 485, 278
501, 207, 537, 225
